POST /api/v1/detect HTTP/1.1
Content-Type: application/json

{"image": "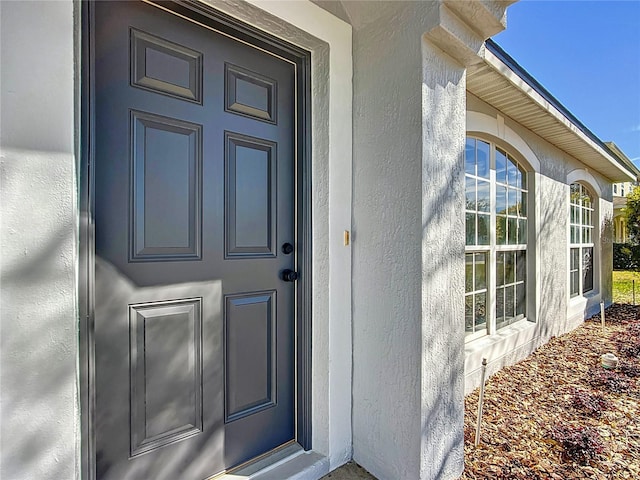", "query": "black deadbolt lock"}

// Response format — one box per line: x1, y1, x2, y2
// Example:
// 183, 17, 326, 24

281, 269, 299, 282
281, 243, 294, 254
